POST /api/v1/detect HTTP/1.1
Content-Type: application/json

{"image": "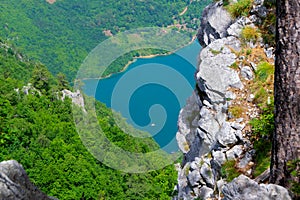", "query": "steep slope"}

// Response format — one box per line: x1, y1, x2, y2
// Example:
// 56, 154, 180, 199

174, 0, 293, 199
0, 40, 178, 199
